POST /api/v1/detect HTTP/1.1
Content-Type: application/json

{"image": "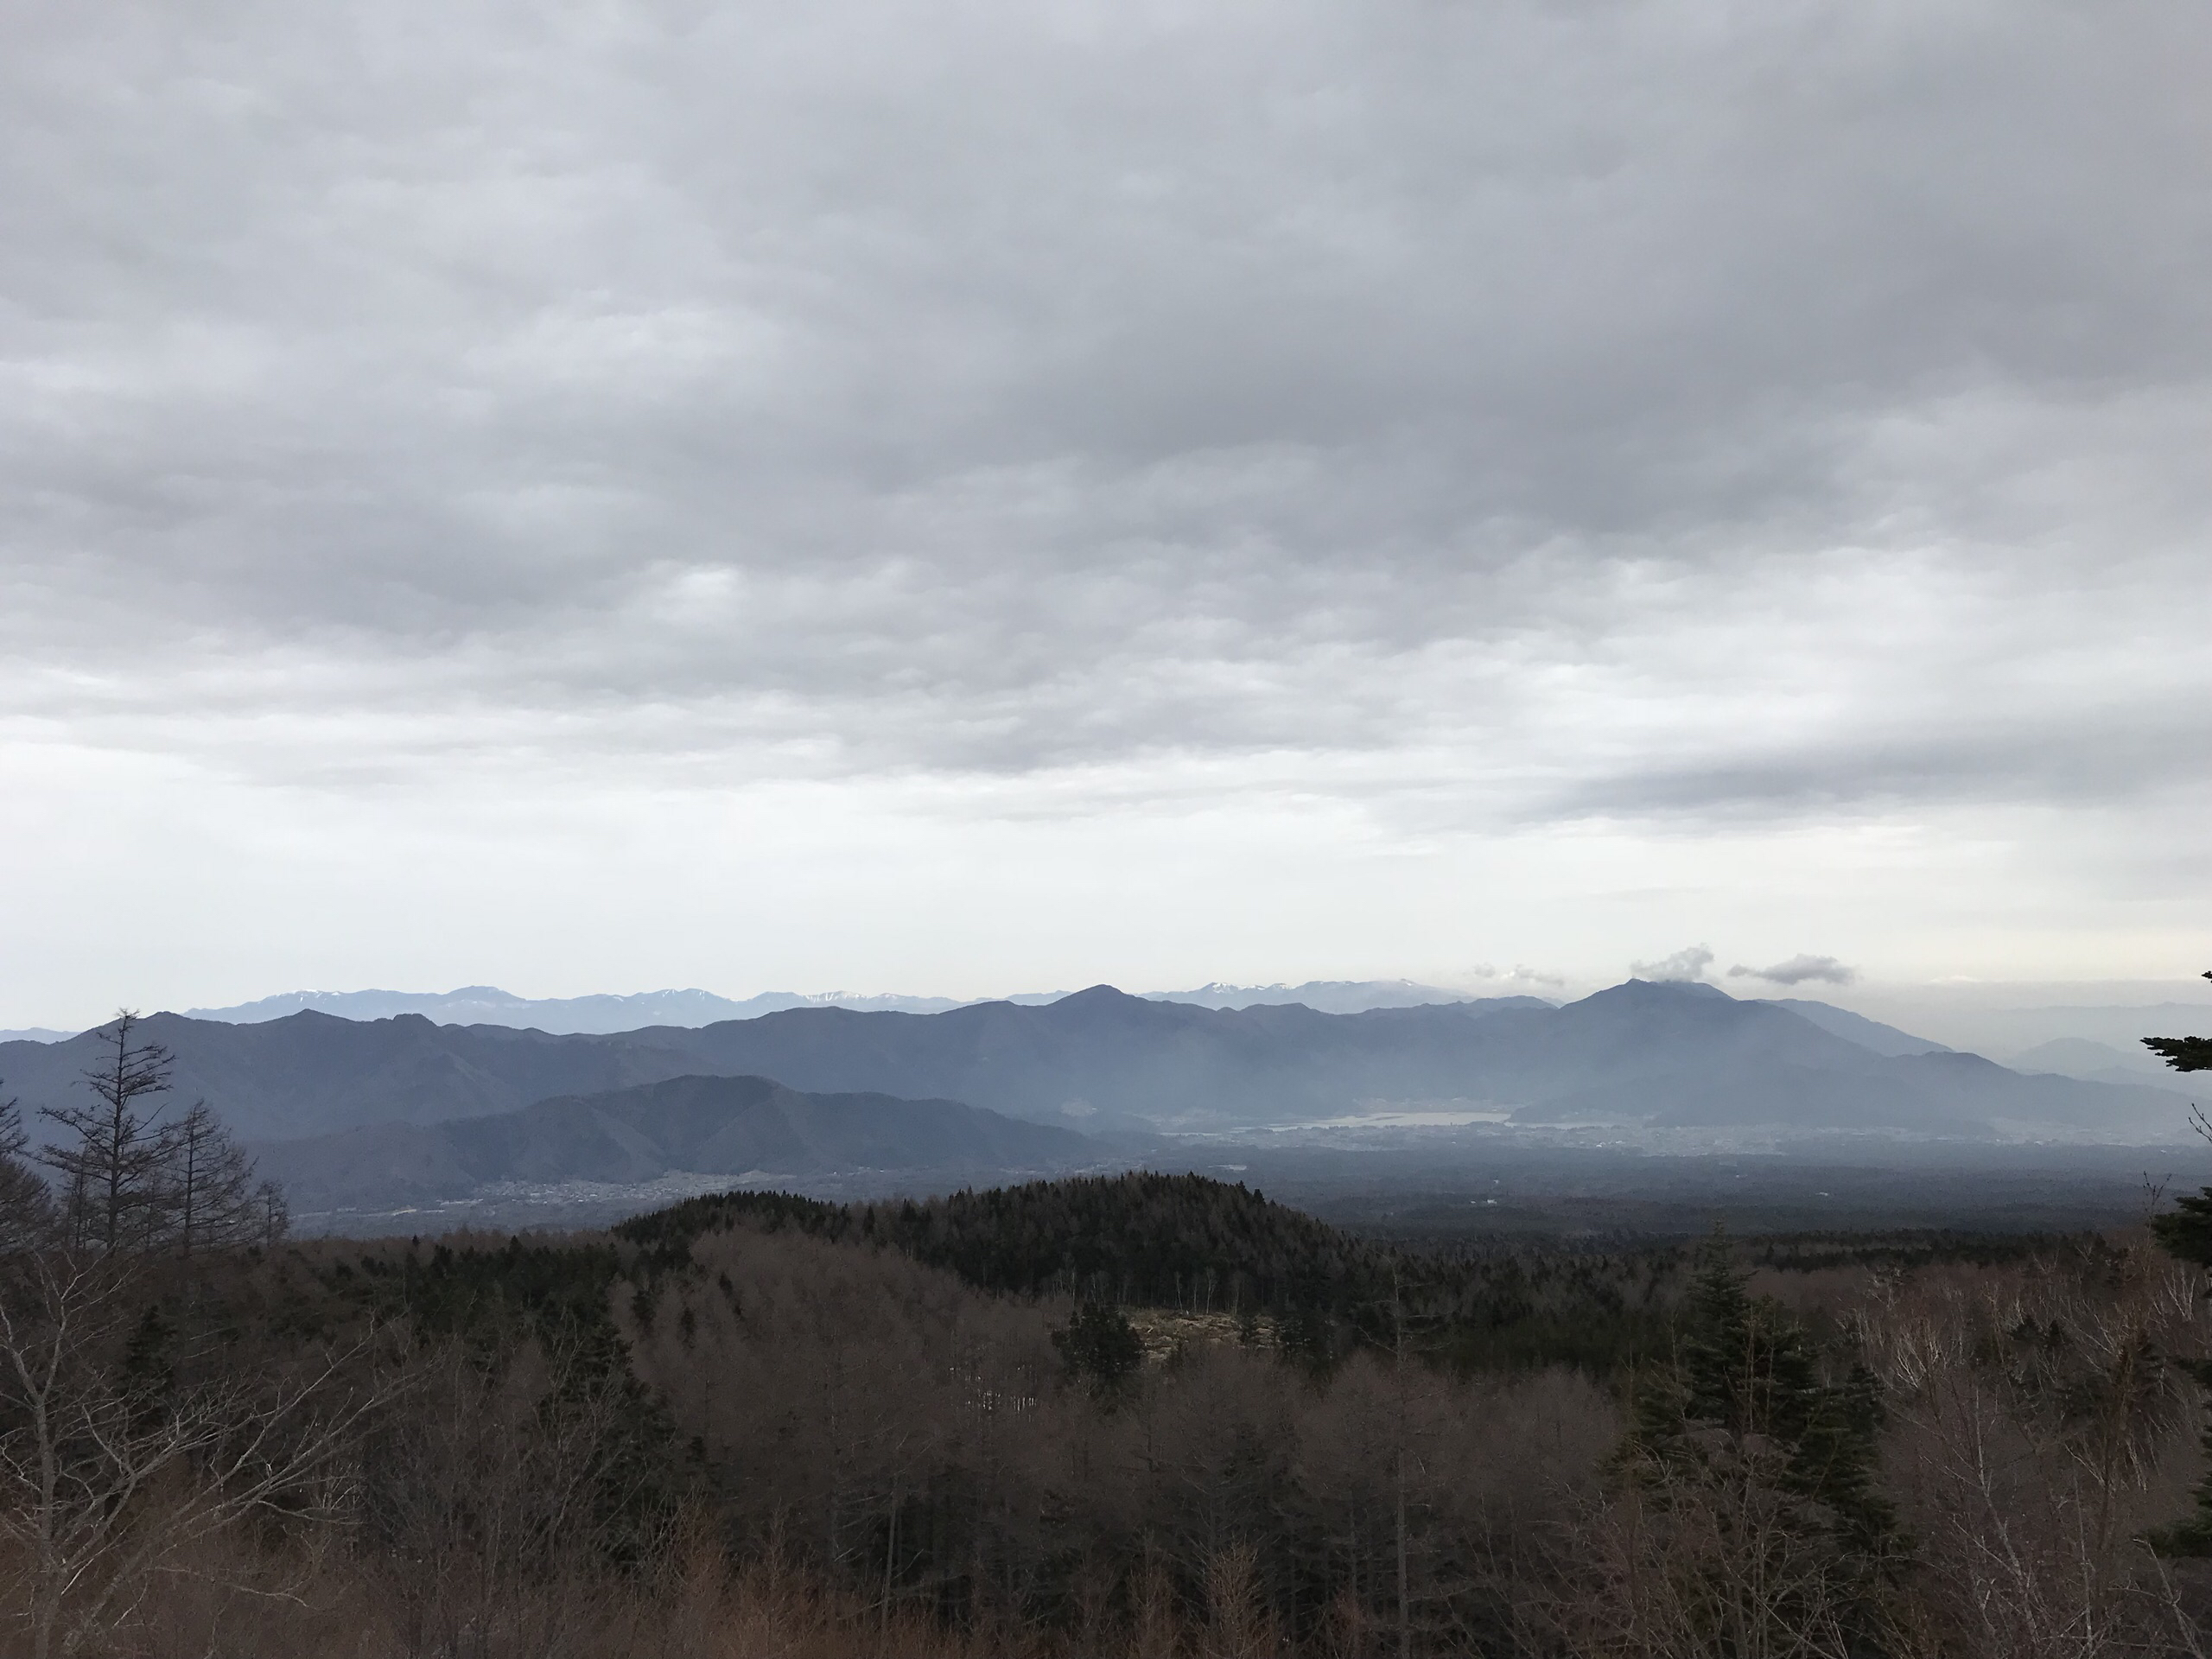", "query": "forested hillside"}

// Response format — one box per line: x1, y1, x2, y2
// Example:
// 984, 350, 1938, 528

621, 1172, 1679, 1370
